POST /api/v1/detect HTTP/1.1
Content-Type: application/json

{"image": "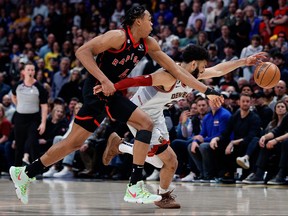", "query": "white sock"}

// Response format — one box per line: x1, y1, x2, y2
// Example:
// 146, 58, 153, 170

158, 186, 170, 194
146, 155, 164, 168
119, 141, 133, 154
119, 142, 164, 168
